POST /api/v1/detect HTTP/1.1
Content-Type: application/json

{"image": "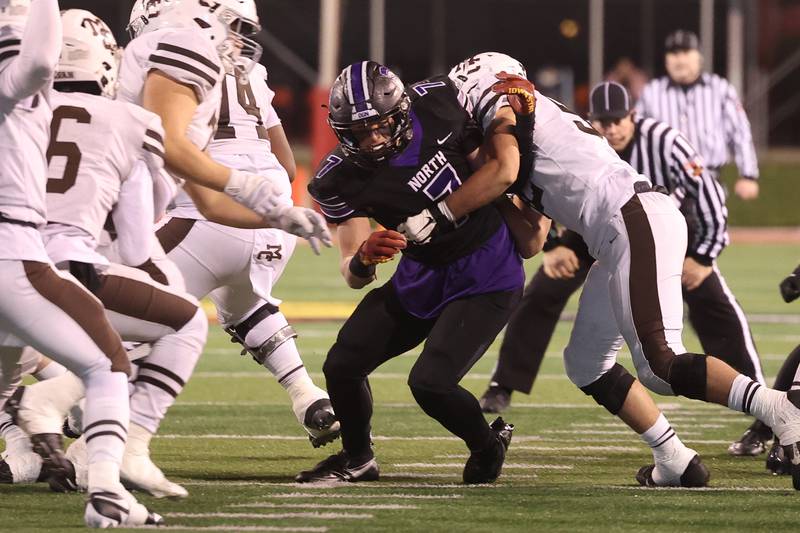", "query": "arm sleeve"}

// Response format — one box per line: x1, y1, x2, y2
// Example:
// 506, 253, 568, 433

722, 81, 759, 179
144, 32, 223, 102
0, 0, 61, 101
669, 132, 729, 262
111, 159, 155, 267
137, 114, 173, 218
